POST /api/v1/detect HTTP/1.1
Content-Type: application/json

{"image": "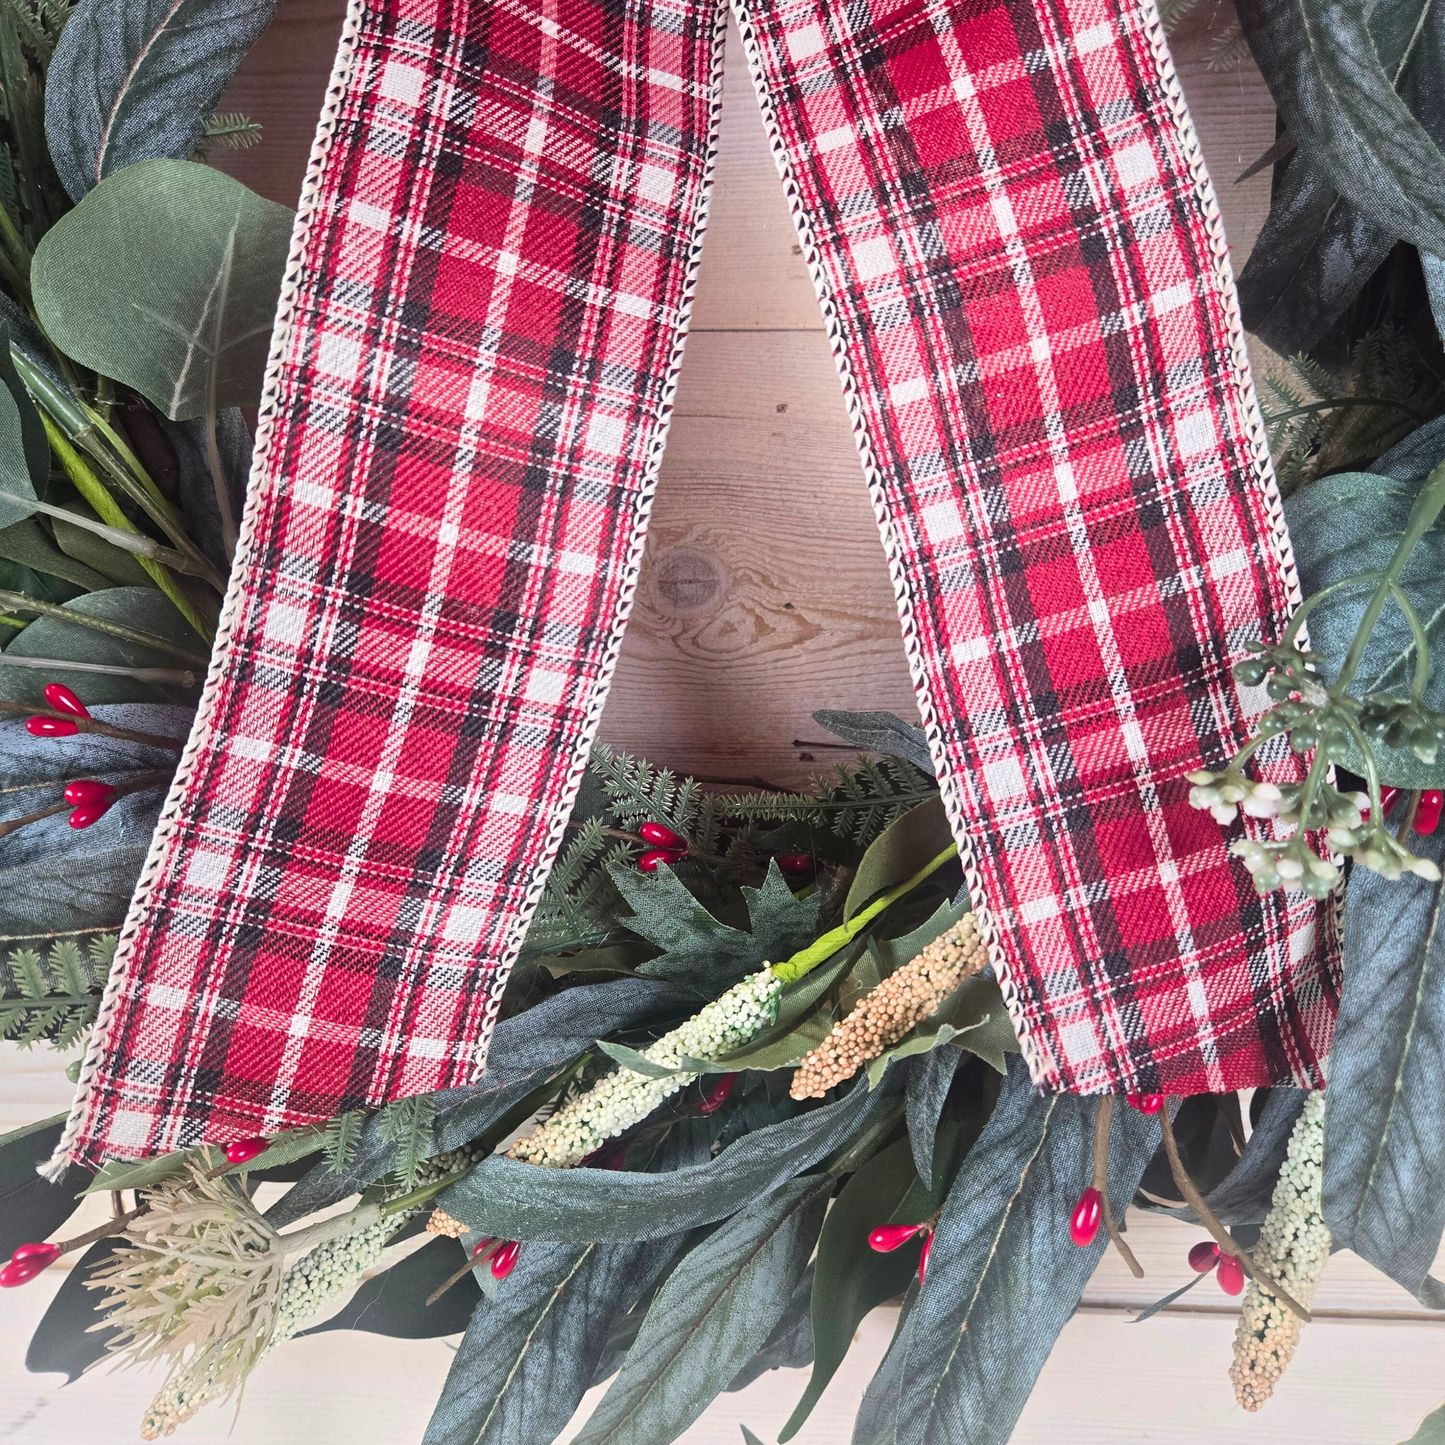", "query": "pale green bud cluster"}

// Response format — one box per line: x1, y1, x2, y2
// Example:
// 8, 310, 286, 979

509, 968, 783, 1168
1229, 1092, 1331, 1411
